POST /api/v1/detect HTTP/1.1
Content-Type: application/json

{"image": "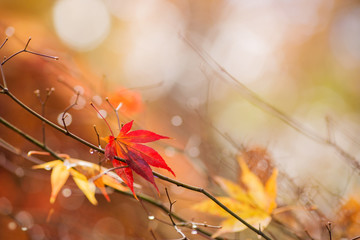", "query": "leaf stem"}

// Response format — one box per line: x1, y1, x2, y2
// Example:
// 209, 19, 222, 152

90, 102, 114, 136
106, 97, 121, 133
